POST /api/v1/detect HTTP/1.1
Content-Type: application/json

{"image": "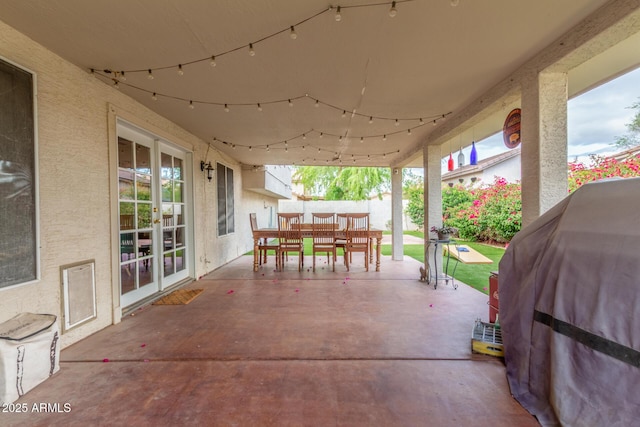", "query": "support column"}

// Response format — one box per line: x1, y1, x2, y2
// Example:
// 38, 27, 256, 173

391, 167, 404, 260
521, 70, 568, 227
424, 144, 443, 275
